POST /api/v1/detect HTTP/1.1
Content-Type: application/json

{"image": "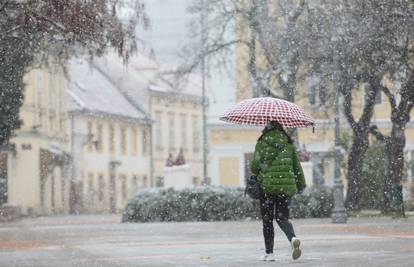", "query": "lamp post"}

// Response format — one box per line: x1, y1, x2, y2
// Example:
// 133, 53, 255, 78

331, 1, 347, 224
201, 0, 208, 185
